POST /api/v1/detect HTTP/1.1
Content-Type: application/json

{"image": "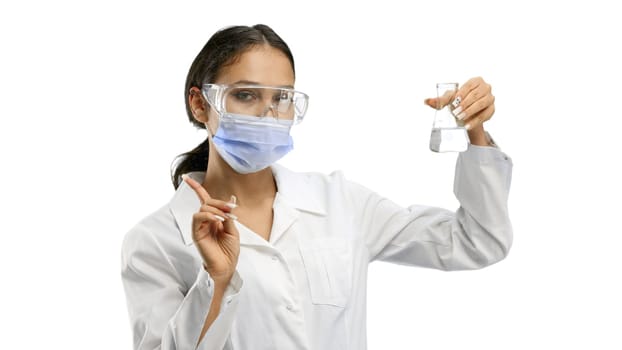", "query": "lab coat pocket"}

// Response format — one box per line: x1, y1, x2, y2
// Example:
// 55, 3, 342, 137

298, 237, 352, 307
